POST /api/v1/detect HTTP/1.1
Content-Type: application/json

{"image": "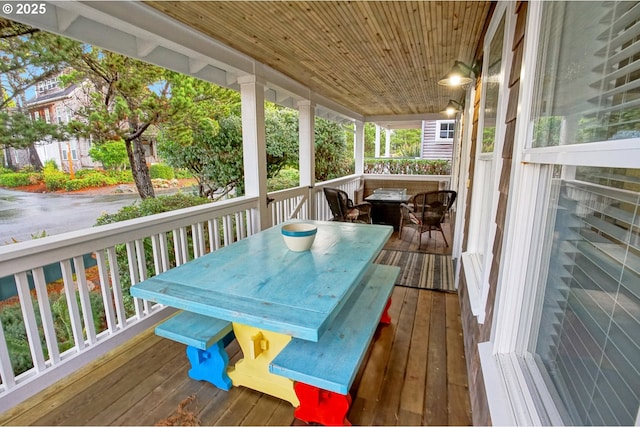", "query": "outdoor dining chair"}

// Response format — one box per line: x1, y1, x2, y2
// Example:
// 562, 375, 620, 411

323, 187, 372, 223
398, 190, 457, 247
